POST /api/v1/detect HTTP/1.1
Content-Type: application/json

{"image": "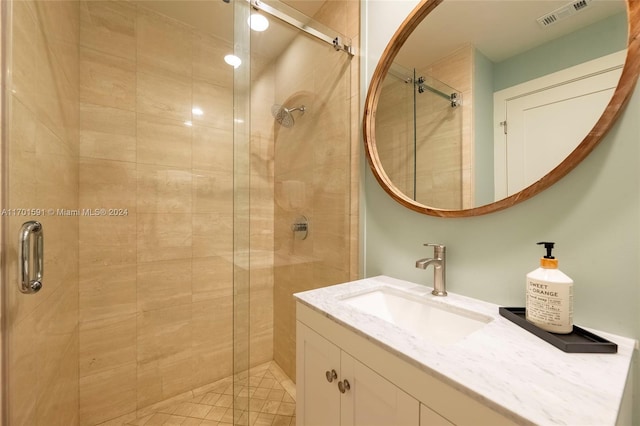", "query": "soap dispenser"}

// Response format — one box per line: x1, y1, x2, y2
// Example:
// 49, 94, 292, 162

526, 242, 574, 334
